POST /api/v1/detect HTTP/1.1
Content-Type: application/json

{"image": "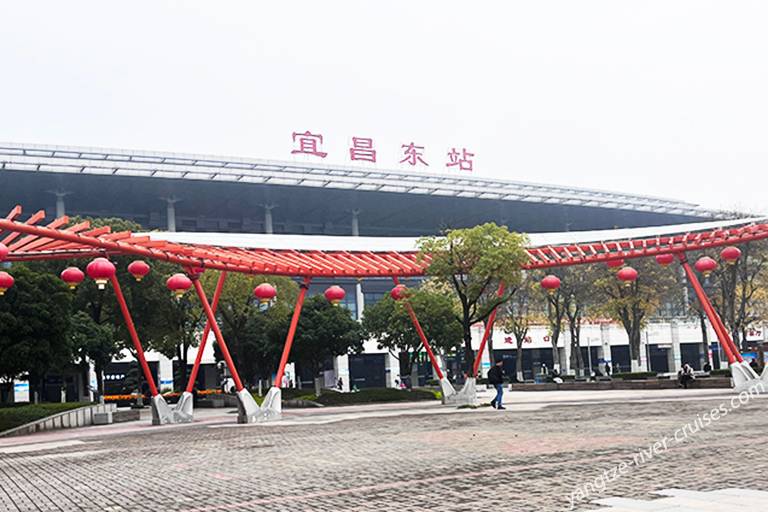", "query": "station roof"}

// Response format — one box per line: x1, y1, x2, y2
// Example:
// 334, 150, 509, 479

0, 142, 725, 219
1, 206, 766, 278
